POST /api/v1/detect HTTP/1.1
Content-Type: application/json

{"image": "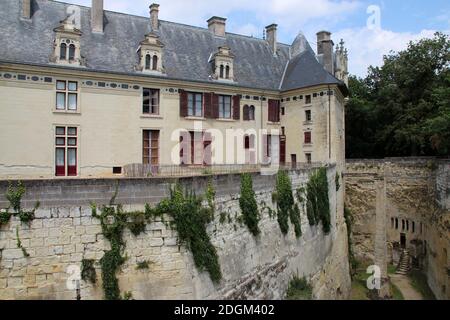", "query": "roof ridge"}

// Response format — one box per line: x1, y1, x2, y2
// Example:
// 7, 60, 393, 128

50, 0, 291, 47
